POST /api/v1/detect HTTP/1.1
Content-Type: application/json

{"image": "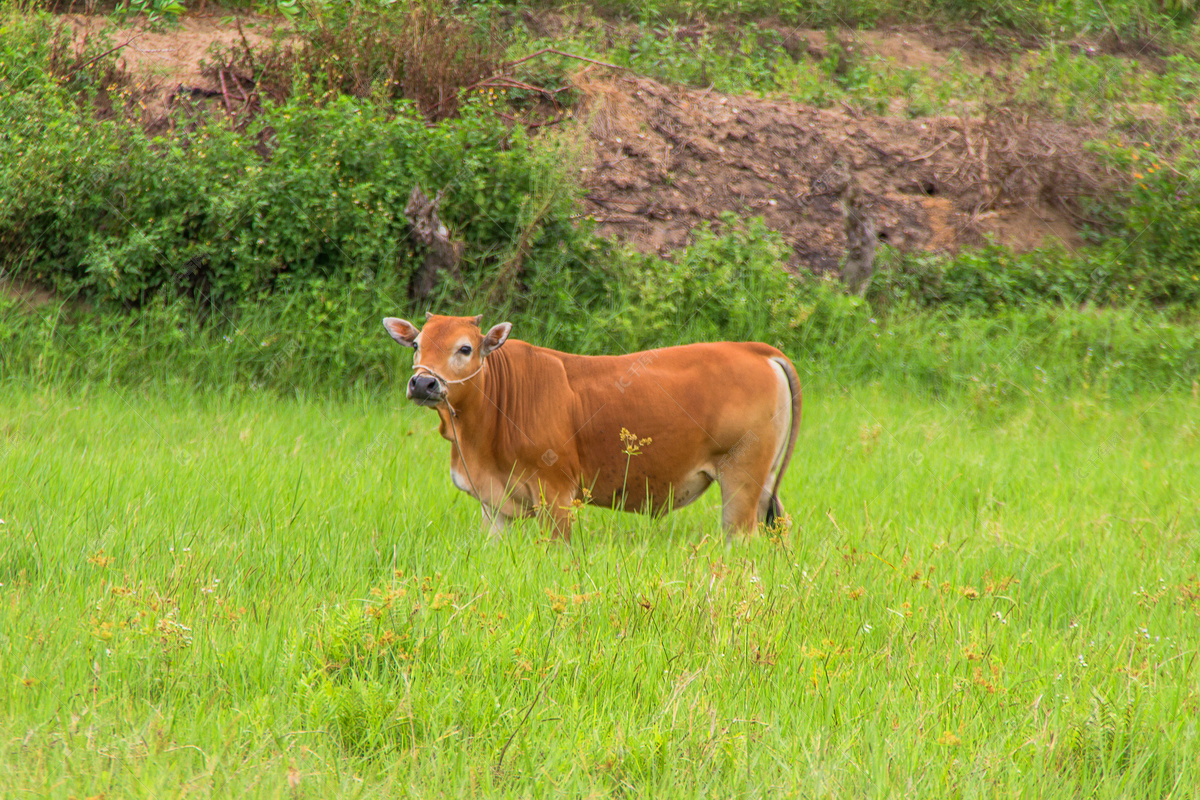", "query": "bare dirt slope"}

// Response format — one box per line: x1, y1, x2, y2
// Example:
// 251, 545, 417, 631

574, 72, 1112, 272
63, 13, 282, 131
65, 13, 279, 87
